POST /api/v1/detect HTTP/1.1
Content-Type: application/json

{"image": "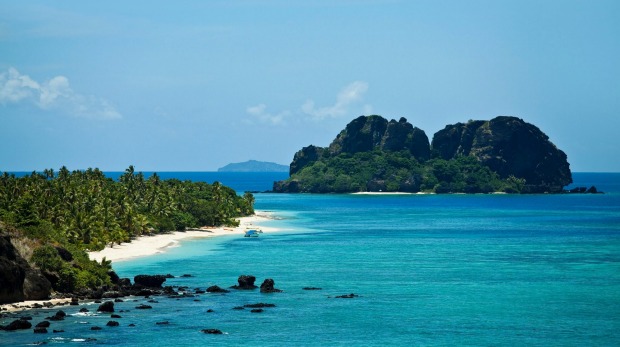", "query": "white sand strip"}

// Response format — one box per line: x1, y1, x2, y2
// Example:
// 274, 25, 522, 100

87, 211, 279, 263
